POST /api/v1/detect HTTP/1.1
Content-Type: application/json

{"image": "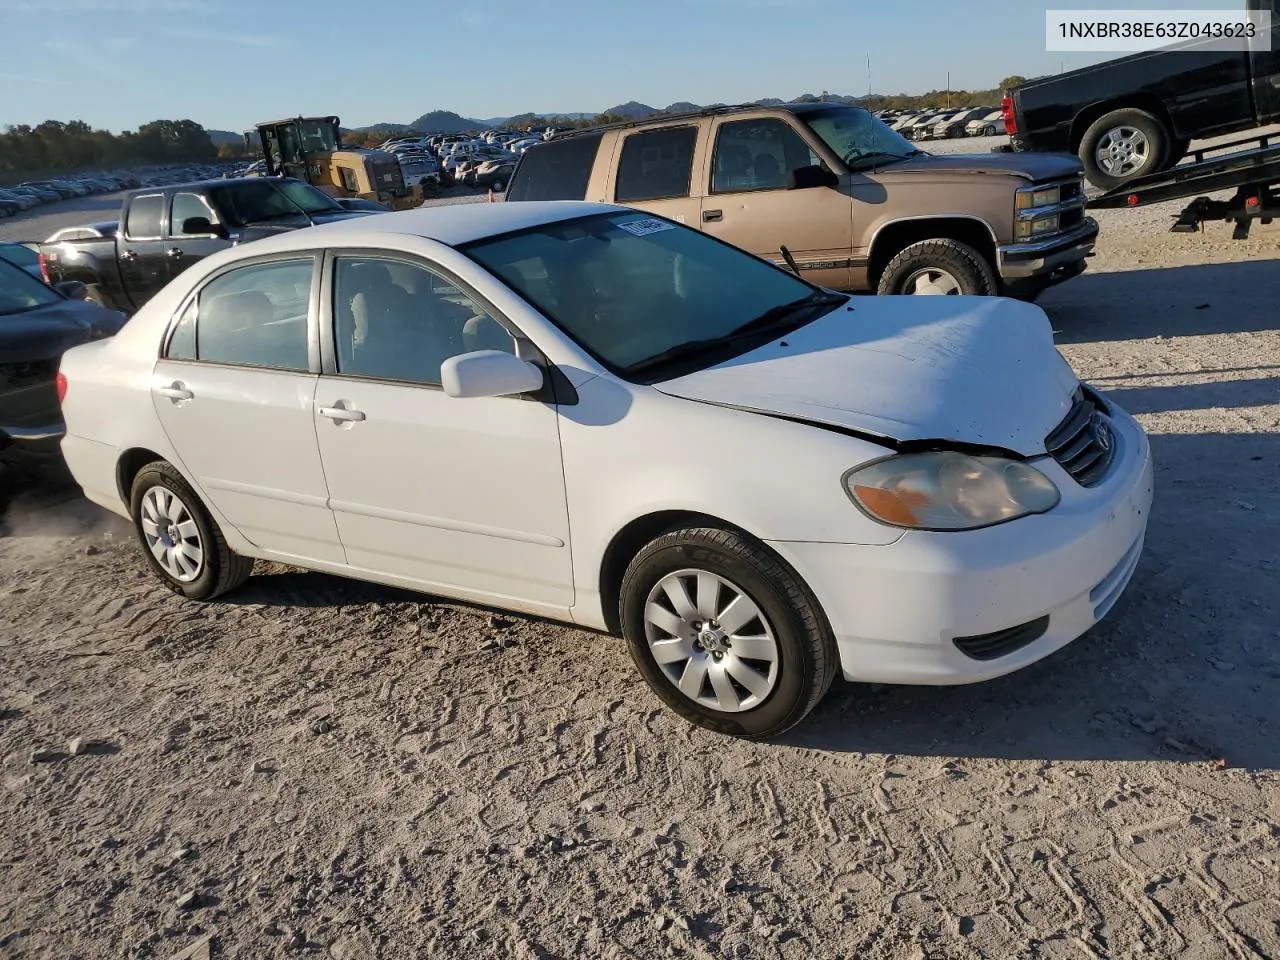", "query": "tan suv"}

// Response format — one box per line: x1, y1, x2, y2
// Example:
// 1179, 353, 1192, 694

498, 103, 1098, 299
